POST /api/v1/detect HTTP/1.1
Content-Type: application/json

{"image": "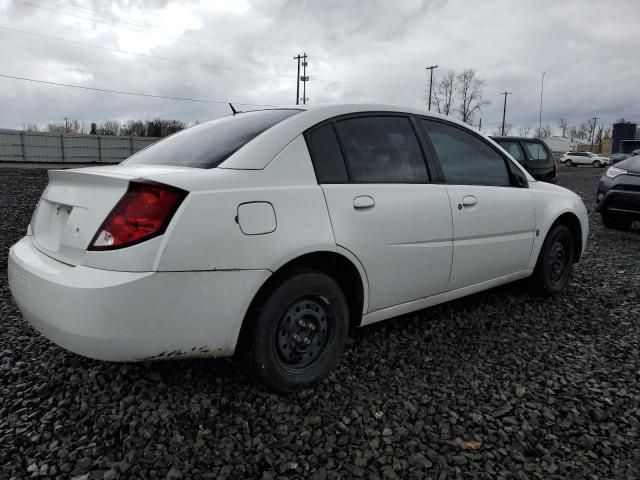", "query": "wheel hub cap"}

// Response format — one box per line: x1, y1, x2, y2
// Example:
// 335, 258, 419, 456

548, 241, 566, 284
275, 297, 330, 368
